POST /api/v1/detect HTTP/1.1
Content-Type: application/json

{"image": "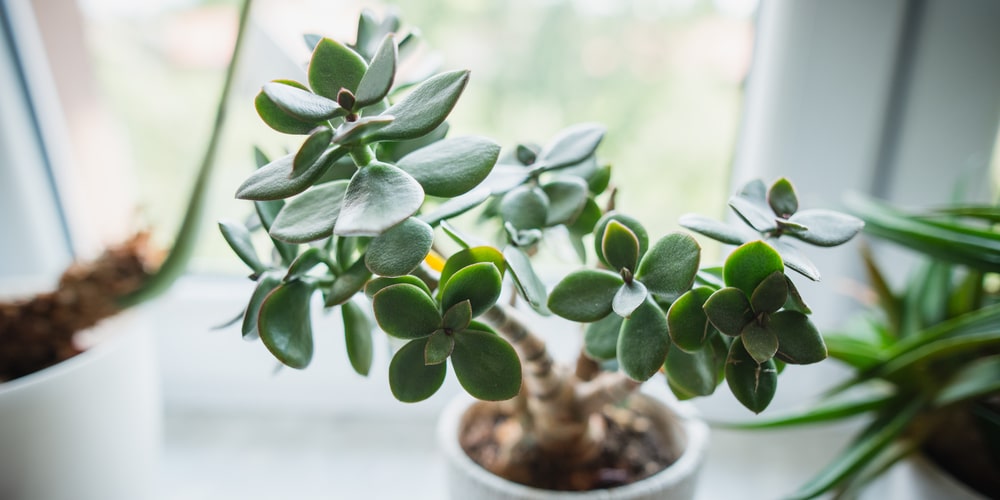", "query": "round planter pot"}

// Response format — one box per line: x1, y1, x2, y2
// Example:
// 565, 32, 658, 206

438, 393, 709, 500
0, 310, 162, 500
